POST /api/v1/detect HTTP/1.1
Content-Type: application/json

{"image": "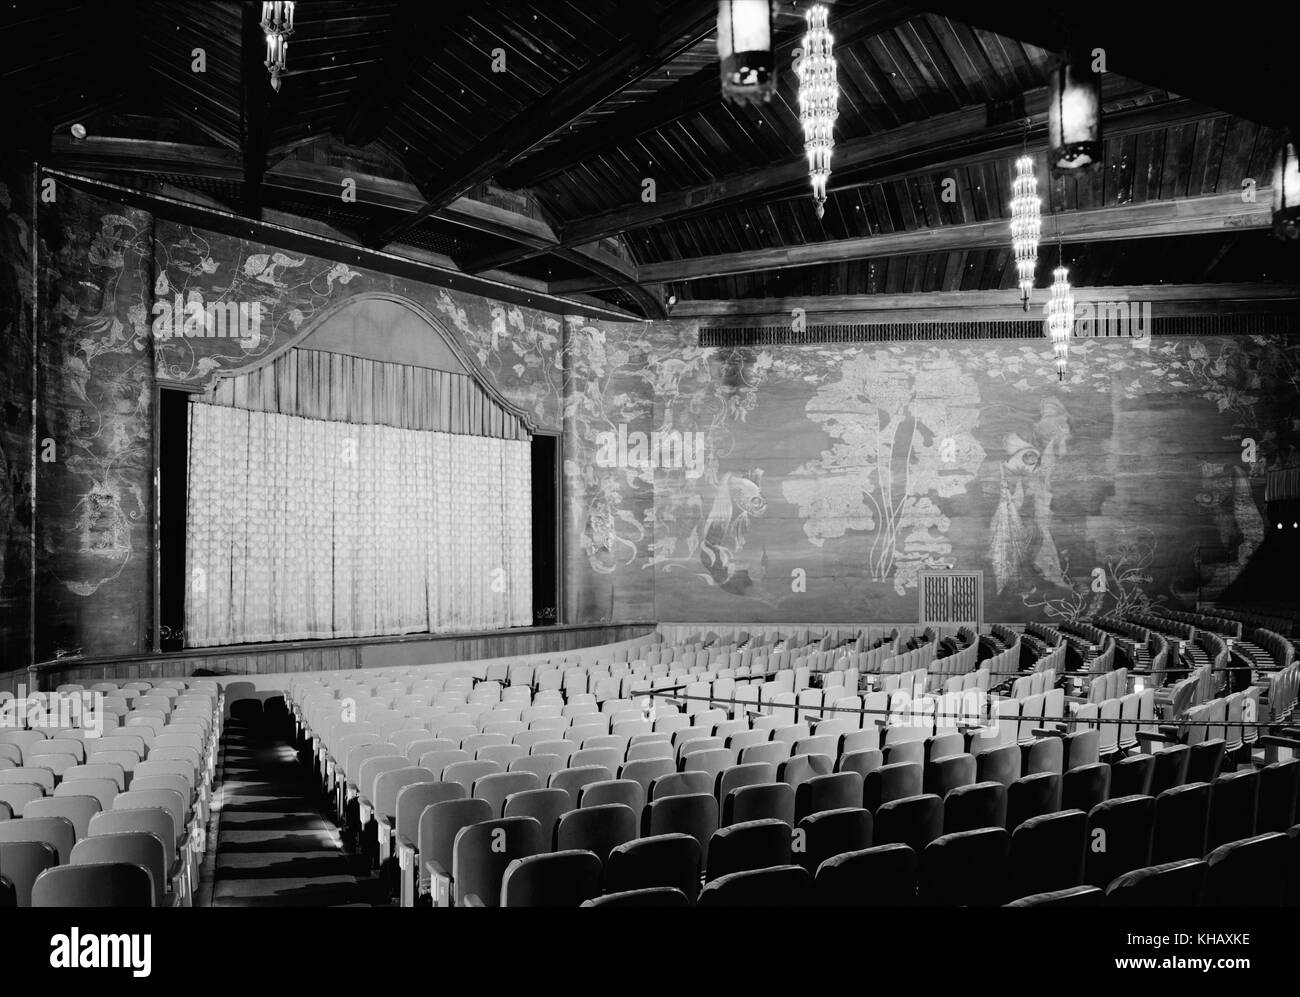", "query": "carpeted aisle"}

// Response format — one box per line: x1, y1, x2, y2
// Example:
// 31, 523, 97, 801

200, 709, 385, 907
